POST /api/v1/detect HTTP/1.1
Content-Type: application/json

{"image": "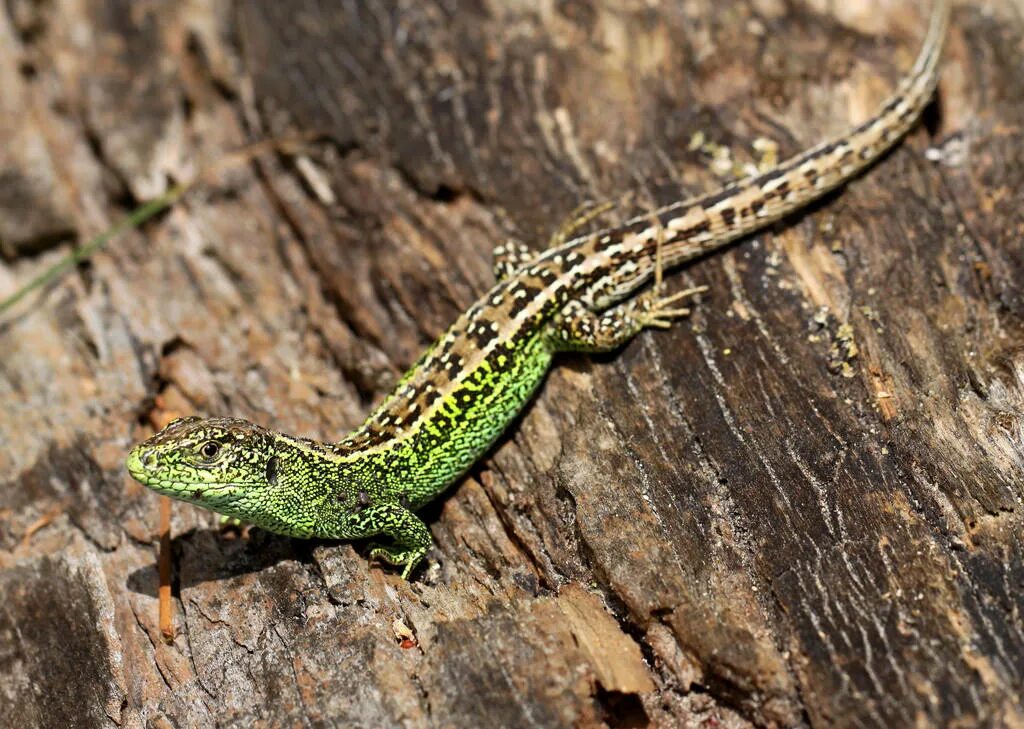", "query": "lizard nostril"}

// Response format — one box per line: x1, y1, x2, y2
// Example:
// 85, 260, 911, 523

143, 450, 158, 469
